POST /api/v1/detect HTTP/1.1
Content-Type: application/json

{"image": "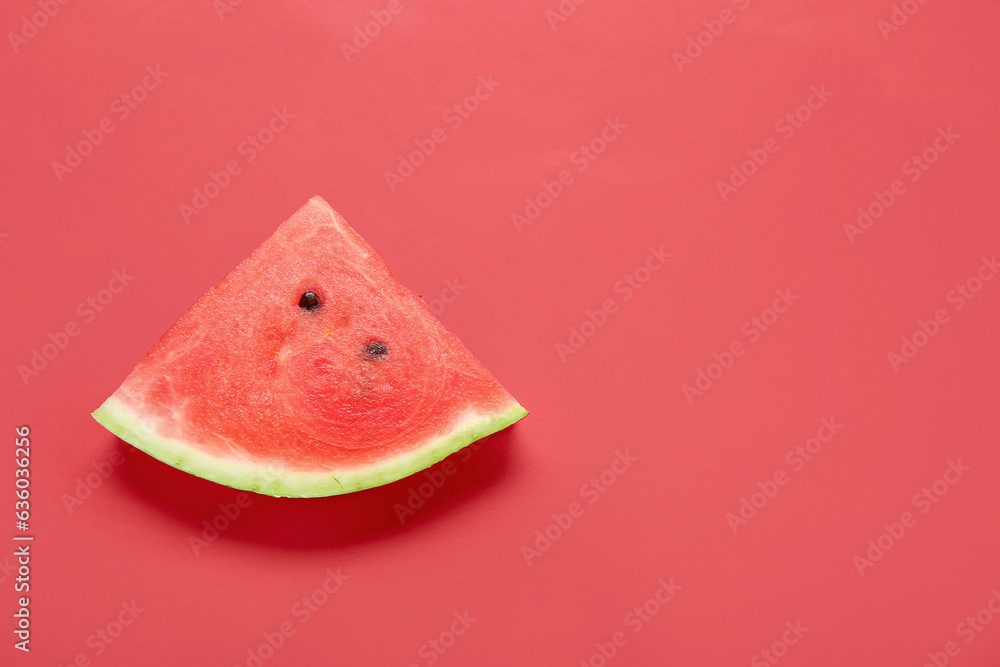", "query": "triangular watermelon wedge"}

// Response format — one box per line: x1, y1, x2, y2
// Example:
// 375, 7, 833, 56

92, 196, 526, 497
